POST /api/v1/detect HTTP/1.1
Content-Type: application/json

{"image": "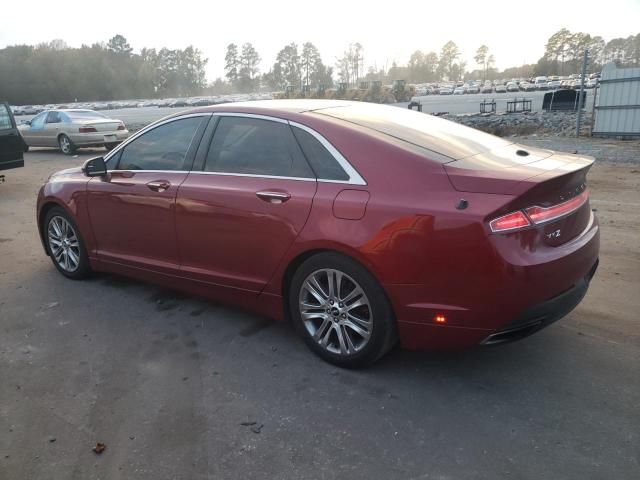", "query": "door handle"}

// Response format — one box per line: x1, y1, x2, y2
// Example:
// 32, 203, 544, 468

146, 180, 171, 192
256, 190, 291, 204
